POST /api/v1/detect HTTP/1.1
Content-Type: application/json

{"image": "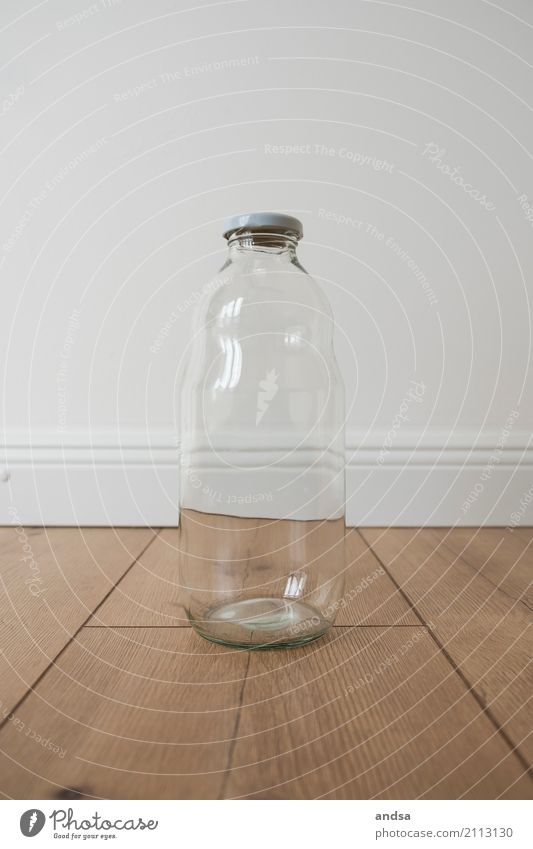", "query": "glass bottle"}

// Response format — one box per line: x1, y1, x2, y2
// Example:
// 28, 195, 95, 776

178, 212, 345, 648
